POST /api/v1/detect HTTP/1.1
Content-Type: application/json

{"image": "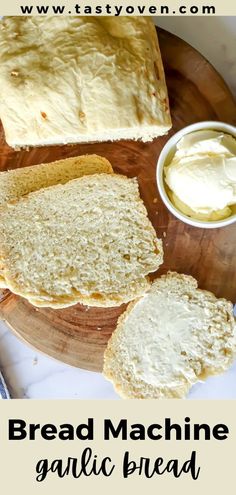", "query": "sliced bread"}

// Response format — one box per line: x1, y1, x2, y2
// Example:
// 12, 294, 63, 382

0, 17, 171, 148
0, 154, 113, 207
103, 272, 236, 398
0, 154, 113, 289
0, 174, 163, 307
